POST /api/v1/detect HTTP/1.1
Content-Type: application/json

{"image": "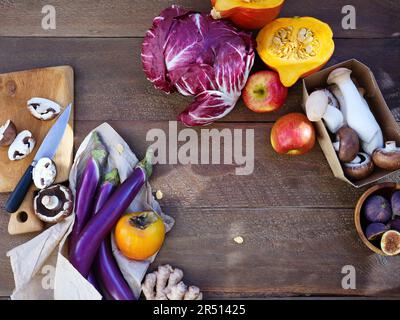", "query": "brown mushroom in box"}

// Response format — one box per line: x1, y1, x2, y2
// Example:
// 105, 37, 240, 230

372, 141, 400, 171
343, 152, 374, 180
333, 126, 360, 163
8, 130, 36, 161
32, 158, 57, 189
0, 119, 17, 147
34, 184, 73, 223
